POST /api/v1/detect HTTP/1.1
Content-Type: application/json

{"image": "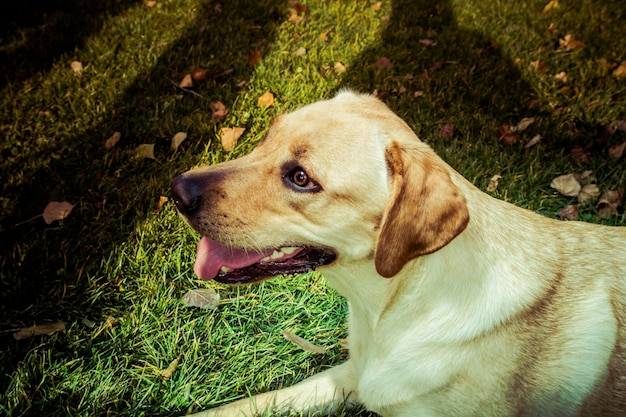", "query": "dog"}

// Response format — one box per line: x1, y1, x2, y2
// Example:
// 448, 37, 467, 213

171, 91, 626, 417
